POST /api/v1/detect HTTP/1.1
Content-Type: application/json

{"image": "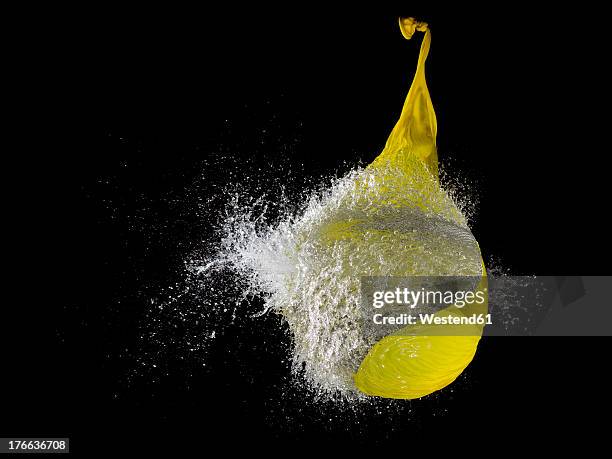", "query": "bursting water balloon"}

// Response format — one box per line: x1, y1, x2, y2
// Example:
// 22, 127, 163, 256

202, 17, 487, 400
